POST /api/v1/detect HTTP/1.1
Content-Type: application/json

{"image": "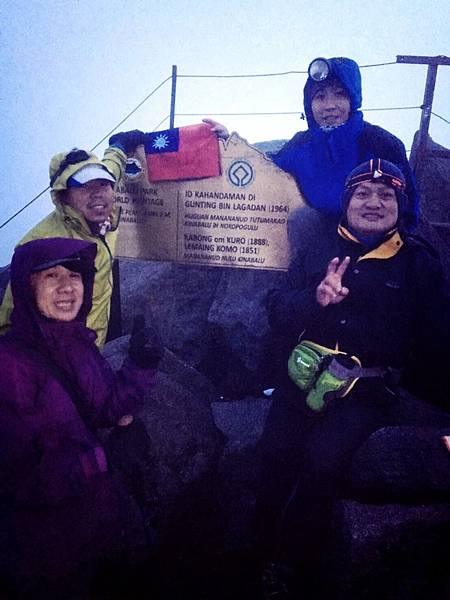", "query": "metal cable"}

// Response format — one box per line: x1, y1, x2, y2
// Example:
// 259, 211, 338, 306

431, 111, 450, 126
178, 61, 398, 79
0, 76, 172, 230
0, 61, 445, 230
176, 106, 420, 118
89, 76, 172, 151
